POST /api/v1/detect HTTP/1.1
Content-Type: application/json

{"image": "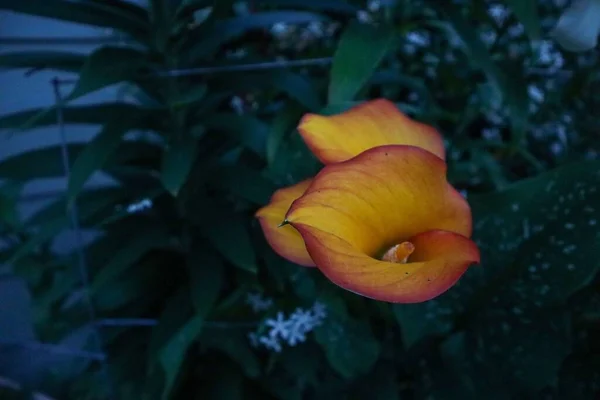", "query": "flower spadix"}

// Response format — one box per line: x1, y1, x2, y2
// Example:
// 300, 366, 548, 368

255, 99, 479, 303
